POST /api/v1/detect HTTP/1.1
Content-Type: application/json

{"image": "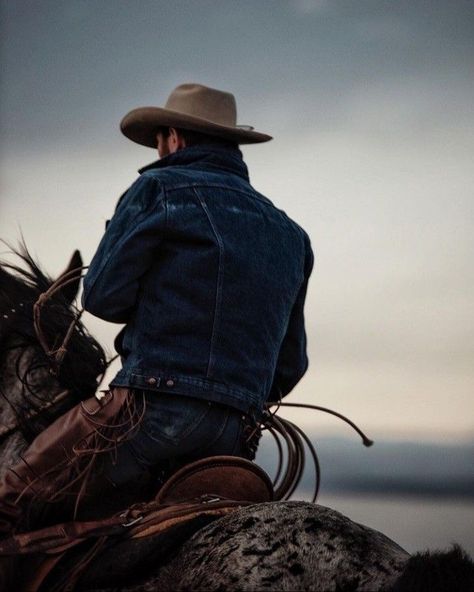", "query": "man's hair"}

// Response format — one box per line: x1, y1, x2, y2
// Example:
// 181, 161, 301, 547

157, 126, 238, 149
